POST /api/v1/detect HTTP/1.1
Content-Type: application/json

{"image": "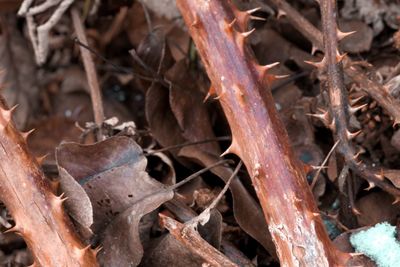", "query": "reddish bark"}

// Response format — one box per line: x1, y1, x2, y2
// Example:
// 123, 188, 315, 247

0, 103, 98, 266
176, 0, 350, 265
